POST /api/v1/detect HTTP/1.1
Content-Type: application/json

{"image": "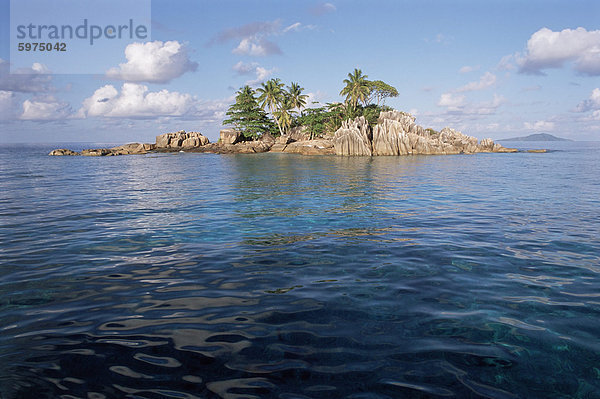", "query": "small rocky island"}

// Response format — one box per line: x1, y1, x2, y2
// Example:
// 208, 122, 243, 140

51, 69, 534, 157
50, 110, 518, 157
499, 133, 571, 142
